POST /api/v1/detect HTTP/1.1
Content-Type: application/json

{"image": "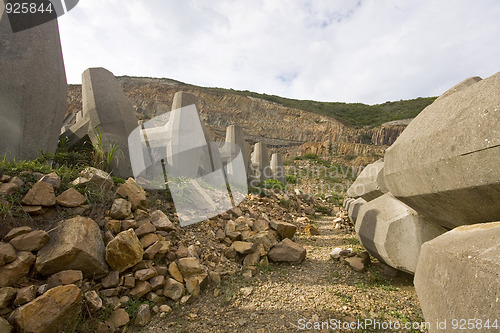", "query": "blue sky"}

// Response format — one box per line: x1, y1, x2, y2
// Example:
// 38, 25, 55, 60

57, 0, 500, 104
